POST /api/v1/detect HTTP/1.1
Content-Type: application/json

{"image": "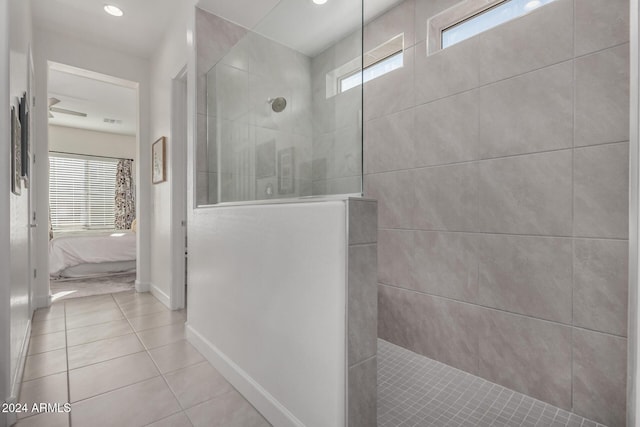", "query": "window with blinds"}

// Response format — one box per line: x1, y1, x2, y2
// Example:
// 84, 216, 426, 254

49, 155, 118, 231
